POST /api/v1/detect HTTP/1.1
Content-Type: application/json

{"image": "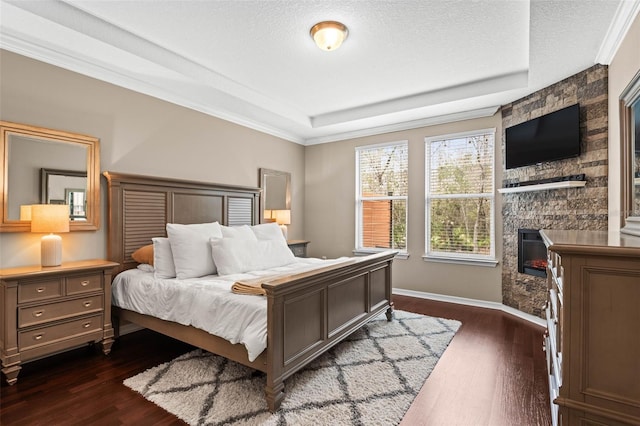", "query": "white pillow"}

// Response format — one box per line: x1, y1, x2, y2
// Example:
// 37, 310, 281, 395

137, 263, 155, 273
221, 224, 258, 240
152, 237, 176, 279
210, 237, 296, 275
251, 222, 286, 241
167, 222, 223, 279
